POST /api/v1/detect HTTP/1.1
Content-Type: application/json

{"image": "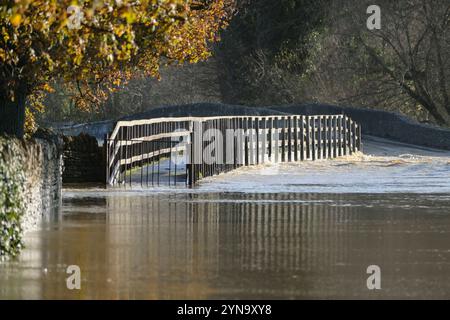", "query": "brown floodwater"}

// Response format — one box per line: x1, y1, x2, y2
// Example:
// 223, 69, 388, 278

1, 191, 450, 299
